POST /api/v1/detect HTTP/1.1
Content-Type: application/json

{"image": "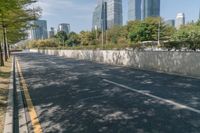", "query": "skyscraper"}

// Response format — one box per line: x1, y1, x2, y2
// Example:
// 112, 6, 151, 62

199, 8, 200, 20
48, 27, 55, 38
29, 20, 48, 40
106, 0, 123, 28
128, 0, 141, 21
142, 0, 160, 20
165, 19, 175, 27
57, 23, 70, 34
92, 0, 107, 31
176, 13, 185, 29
